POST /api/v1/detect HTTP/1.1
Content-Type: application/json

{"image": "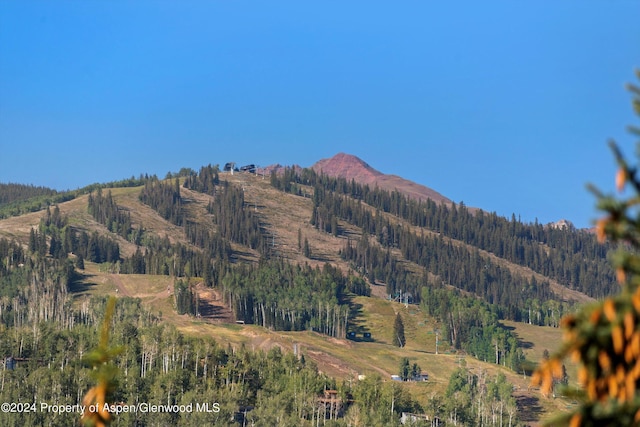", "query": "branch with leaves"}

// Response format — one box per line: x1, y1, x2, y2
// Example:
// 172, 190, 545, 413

80, 297, 123, 427
532, 70, 640, 427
